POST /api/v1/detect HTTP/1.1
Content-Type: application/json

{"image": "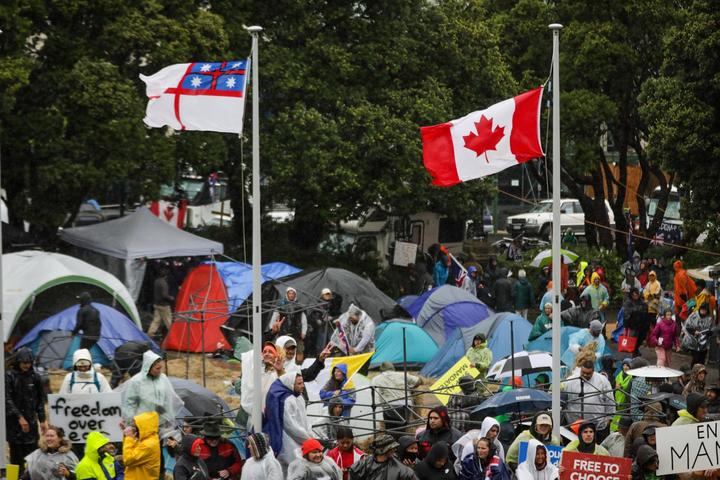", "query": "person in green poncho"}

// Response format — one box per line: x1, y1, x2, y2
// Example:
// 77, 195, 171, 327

528, 303, 558, 342
466, 333, 493, 379
611, 358, 633, 431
